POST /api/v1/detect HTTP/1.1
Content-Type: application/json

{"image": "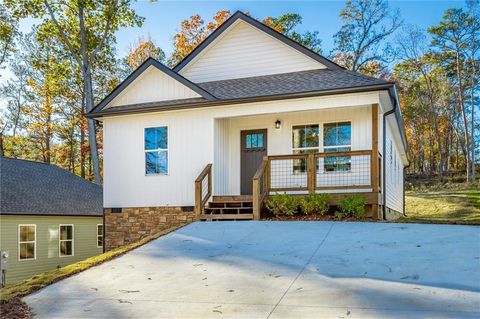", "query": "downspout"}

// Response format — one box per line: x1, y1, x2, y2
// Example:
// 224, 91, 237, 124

383, 108, 396, 220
